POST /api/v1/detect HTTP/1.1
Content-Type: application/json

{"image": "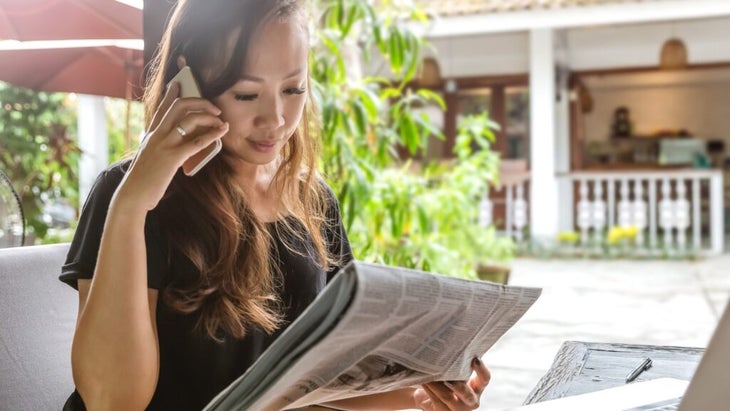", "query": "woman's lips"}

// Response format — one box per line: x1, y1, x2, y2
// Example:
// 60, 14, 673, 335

247, 139, 279, 153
